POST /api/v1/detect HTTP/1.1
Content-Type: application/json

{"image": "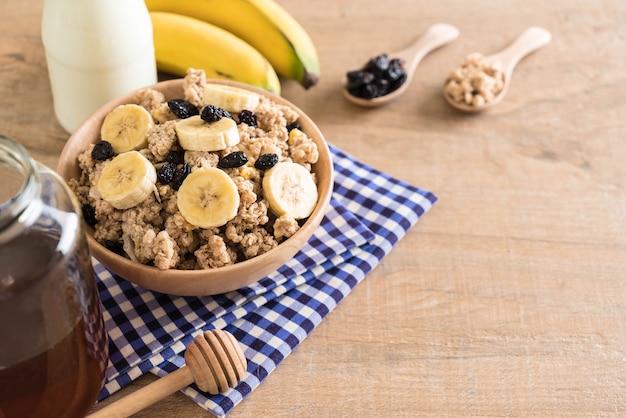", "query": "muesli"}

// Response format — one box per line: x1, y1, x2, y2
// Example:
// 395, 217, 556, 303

69, 69, 319, 270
